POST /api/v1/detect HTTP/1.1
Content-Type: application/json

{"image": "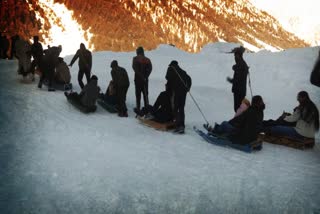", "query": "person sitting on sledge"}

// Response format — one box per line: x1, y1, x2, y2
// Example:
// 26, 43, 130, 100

148, 83, 174, 123
264, 91, 319, 140
99, 80, 117, 107
206, 95, 265, 145
54, 57, 71, 84
65, 75, 100, 108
